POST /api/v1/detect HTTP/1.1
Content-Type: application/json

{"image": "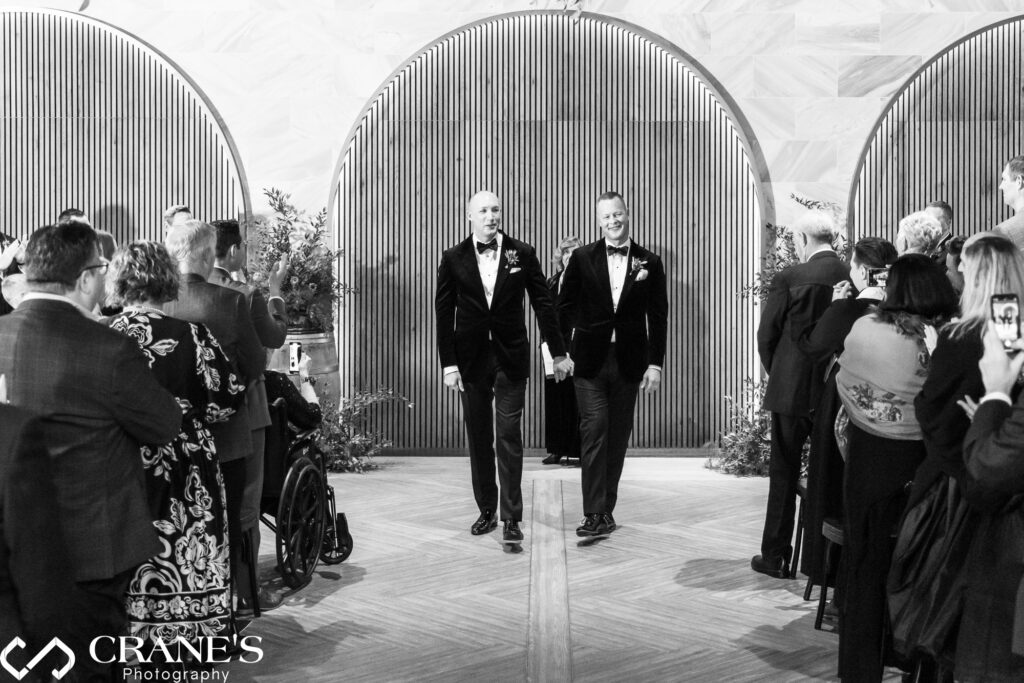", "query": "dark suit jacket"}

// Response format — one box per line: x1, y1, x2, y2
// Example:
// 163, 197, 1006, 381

0, 406, 80, 665
435, 233, 565, 383
757, 250, 849, 415
558, 239, 668, 382
162, 273, 265, 461
0, 298, 180, 581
